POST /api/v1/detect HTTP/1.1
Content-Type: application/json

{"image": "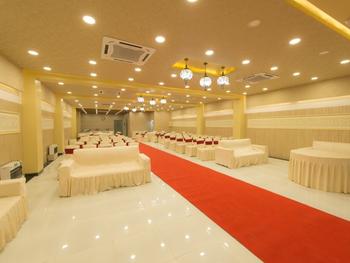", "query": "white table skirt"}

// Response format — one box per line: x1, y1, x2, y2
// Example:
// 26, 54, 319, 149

288, 149, 350, 193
